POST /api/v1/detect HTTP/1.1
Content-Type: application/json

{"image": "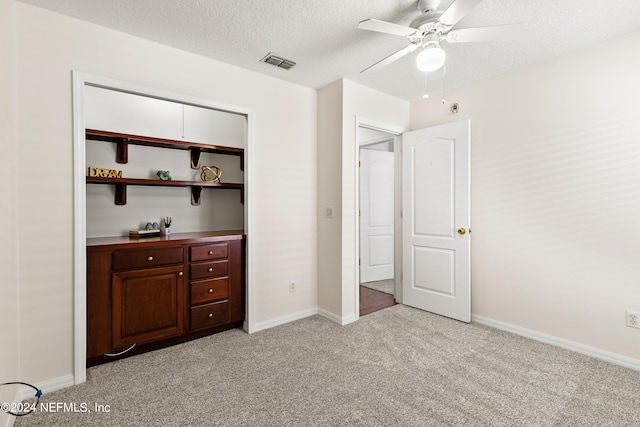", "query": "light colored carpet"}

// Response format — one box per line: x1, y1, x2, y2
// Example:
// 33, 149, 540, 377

15, 305, 640, 426
361, 279, 394, 295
